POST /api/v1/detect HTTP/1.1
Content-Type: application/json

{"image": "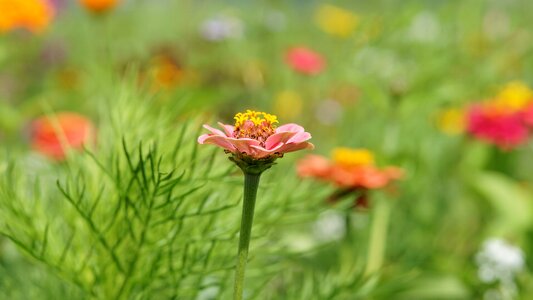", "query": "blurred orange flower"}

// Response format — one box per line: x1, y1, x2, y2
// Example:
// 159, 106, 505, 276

31, 112, 95, 160
297, 148, 403, 189
0, 0, 54, 33
149, 54, 184, 90
80, 0, 119, 14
